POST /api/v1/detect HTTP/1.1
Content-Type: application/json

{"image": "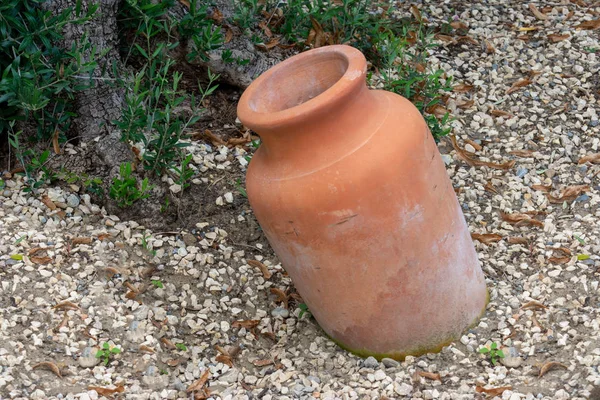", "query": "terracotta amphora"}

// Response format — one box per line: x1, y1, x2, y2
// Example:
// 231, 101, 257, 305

237, 45, 488, 359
